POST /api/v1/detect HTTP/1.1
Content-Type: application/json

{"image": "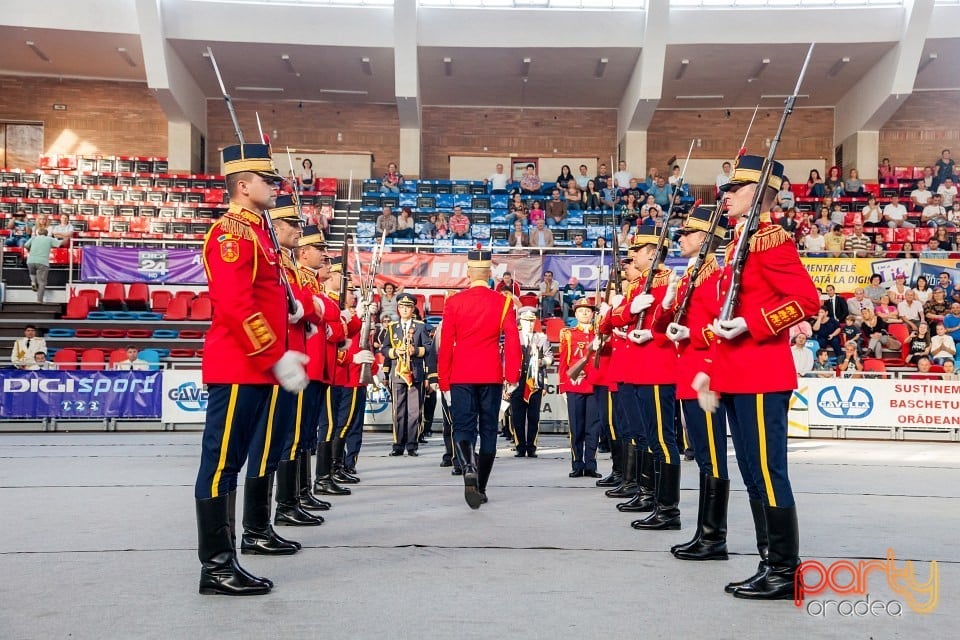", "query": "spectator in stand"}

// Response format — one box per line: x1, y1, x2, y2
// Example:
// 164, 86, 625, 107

647, 176, 671, 209
779, 207, 799, 235
910, 180, 933, 212
716, 161, 733, 194
802, 224, 826, 256
937, 272, 957, 301
50, 214, 75, 244
776, 179, 796, 211
315, 203, 334, 234
937, 177, 957, 212
564, 182, 582, 211
600, 182, 618, 211
639, 194, 662, 226
942, 302, 960, 337
888, 274, 910, 304
879, 158, 897, 187
434, 212, 449, 239
545, 189, 568, 227
485, 163, 510, 194
898, 289, 925, 331
911, 356, 936, 377
839, 341, 864, 377
27, 352, 53, 371
575, 164, 590, 189
844, 222, 873, 257
825, 225, 845, 257
625, 178, 644, 202
914, 275, 933, 304
935, 227, 956, 252
794, 210, 813, 245
613, 160, 632, 193
508, 220, 530, 251
298, 158, 315, 191
529, 218, 554, 249
393, 207, 417, 241
619, 192, 641, 226
420, 214, 438, 239
883, 194, 913, 228
812, 308, 843, 356
449, 206, 471, 239
4, 210, 30, 247
520, 164, 542, 195
930, 322, 957, 365
844, 168, 865, 196
569, 233, 590, 256
496, 271, 522, 301
594, 163, 611, 192
899, 241, 919, 259
860, 307, 902, 358
922, 238, 949, 259
922, 194, 952, 227
943, 360, 957, 379
376, 204, 398, 237
790, 316, 814, 341
560, 277, 585, 323
791, 334, 814, 375
840, 314, 861, 346
379, 282, 403, 322
825, 166, 844, 197
919, 165, 938, 191
556, 165, 575, 190
865, 274, 886, 304
861, 195, 883, 227
114, 346, 149, 371
812, 349, 834, 378
935, 149, 955, 184
823, 285, 849, 322
924, 287, 950, 325
904, 322, 932, 365
539, 270, 559, 319
32, 213, 50, 236
829, 200, 846, 227
806, 168, 826, 198
528, 200, 546, 226
813, 208, 833, 234
380, 162, 404, 193
848, 287, 874, 323
506, 193, 528, 226
875, 293, 902, 324
581, 180, 601, 211
617, 221, 632, 247
24, 228, 62, 304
